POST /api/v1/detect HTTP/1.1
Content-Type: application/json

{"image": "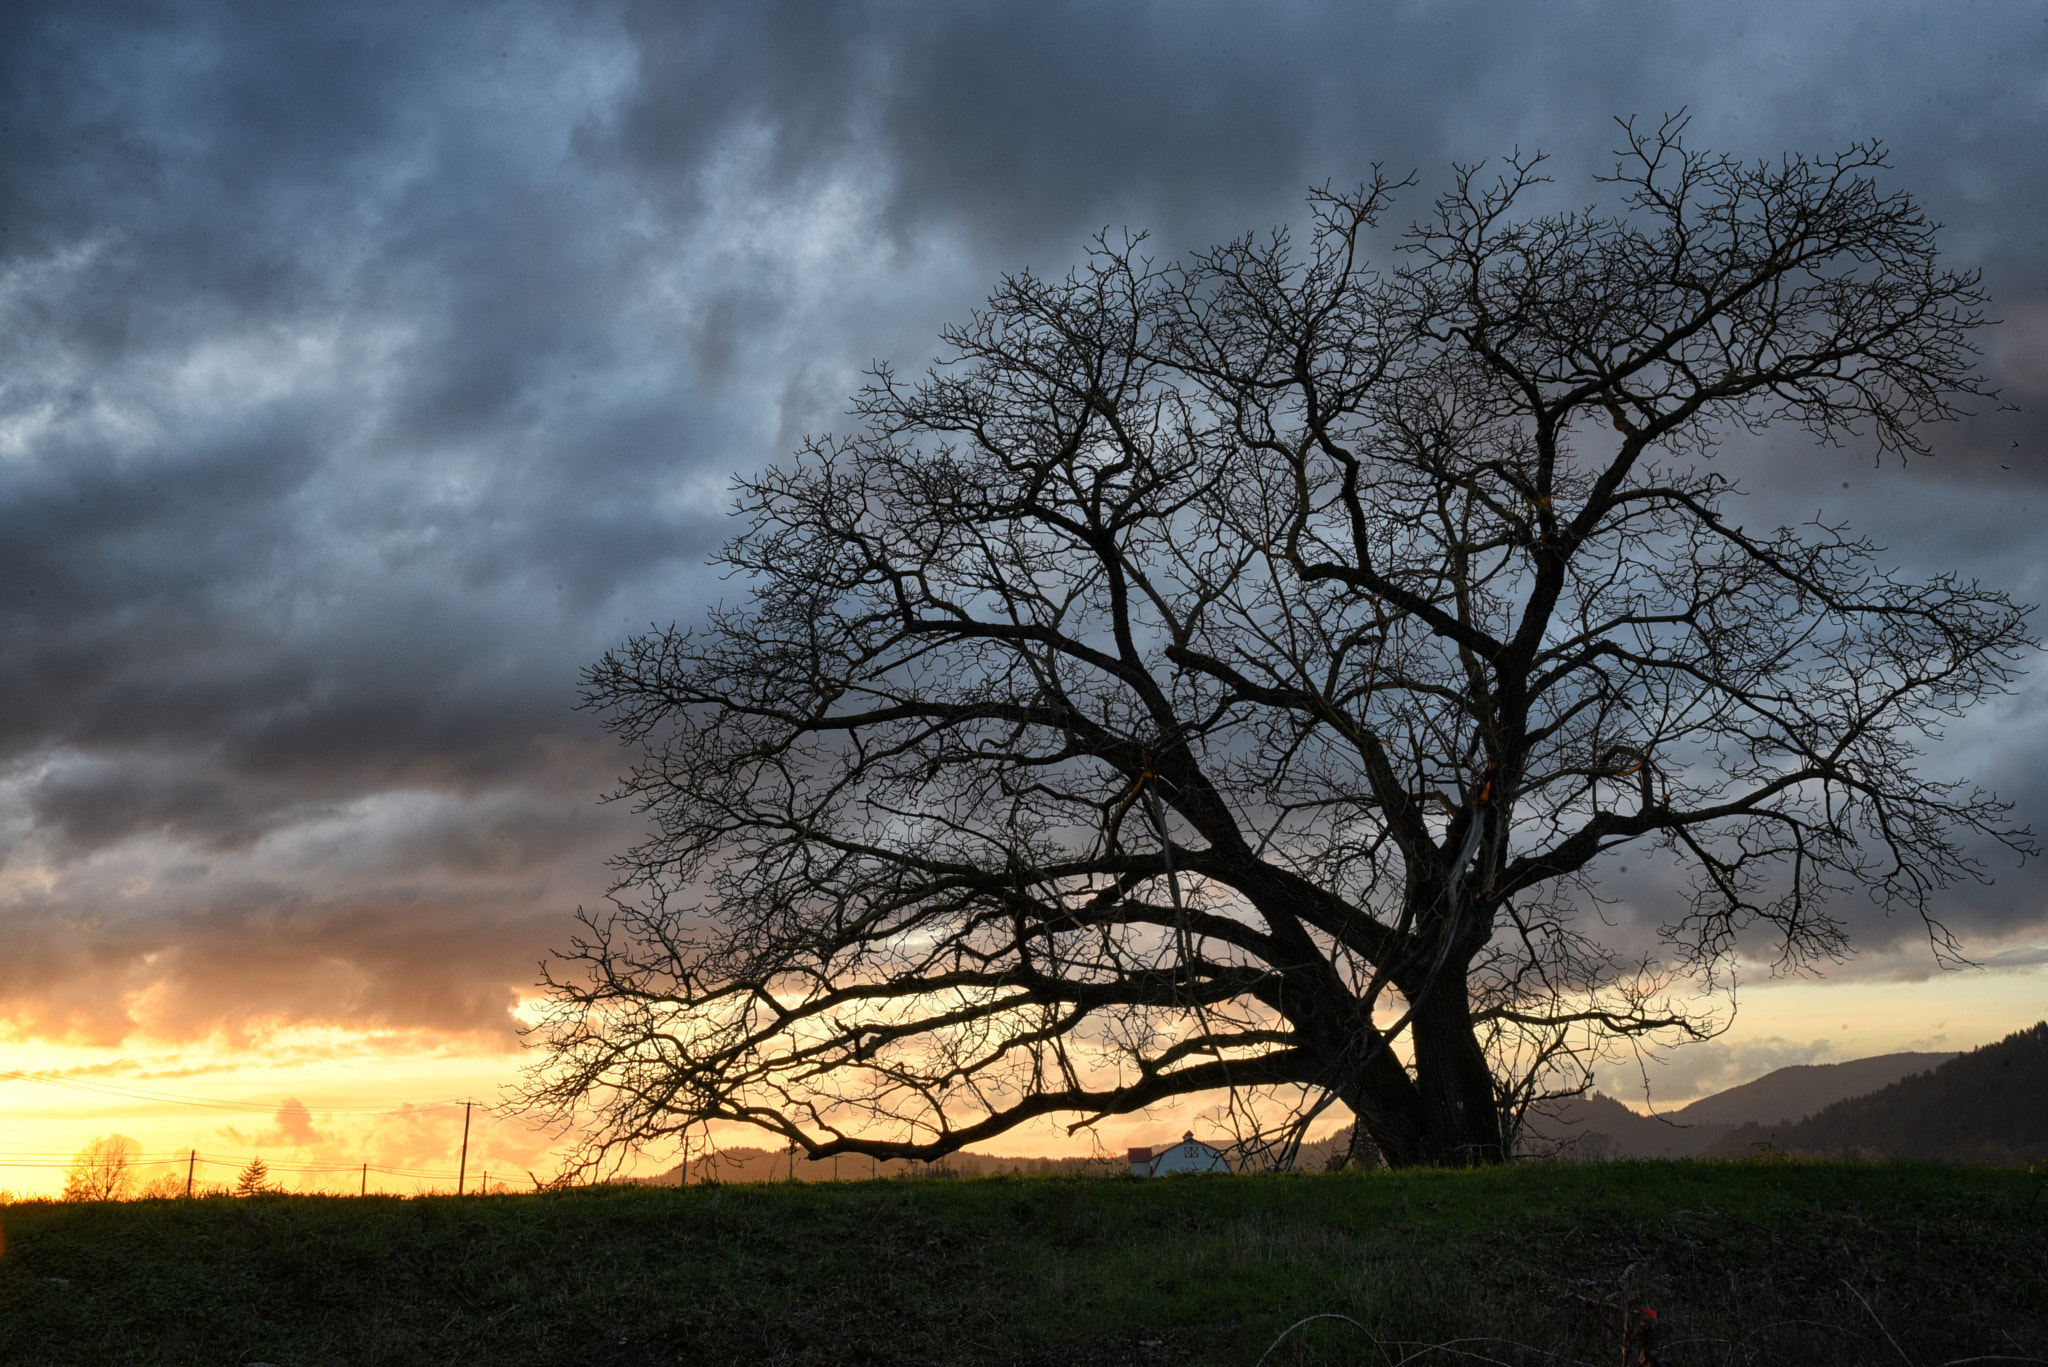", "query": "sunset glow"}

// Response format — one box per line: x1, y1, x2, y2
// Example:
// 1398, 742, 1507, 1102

6, 943, 2044, 1197
4, 1, 2047, 1196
